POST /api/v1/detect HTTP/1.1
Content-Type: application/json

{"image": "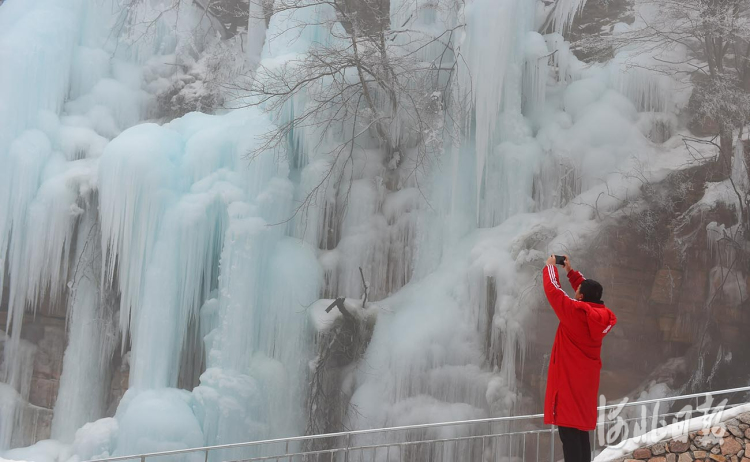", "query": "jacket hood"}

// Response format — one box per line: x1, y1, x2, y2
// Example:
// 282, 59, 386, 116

585, 303, 617, 341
